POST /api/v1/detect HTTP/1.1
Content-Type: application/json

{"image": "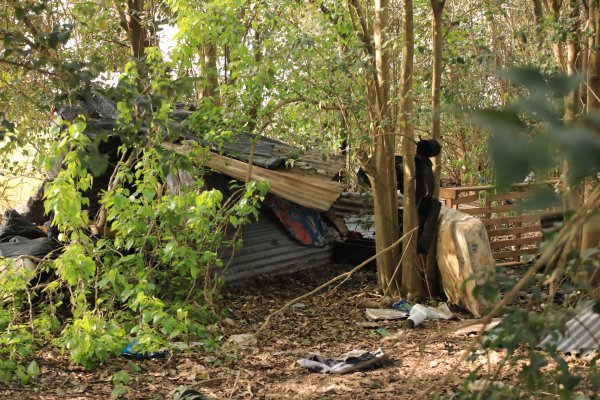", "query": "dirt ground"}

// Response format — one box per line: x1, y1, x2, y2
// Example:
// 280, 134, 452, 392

0, 263, 586, 400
